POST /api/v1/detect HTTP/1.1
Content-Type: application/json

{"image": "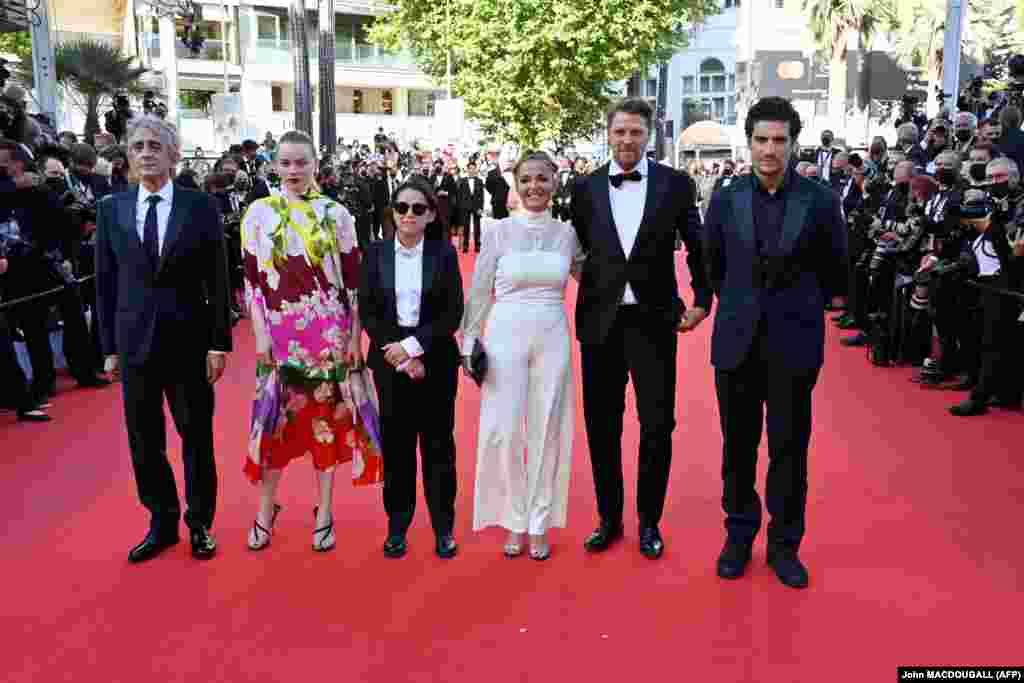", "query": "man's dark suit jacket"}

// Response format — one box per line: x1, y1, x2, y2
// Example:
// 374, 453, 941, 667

457, 176, 485, 213
703, 173, 848, 372
358, 239, 464, 375
95, 185, 233, 366
570, 161, 712, 345
485, 168, 510, 211
999, 126, 1024, 179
